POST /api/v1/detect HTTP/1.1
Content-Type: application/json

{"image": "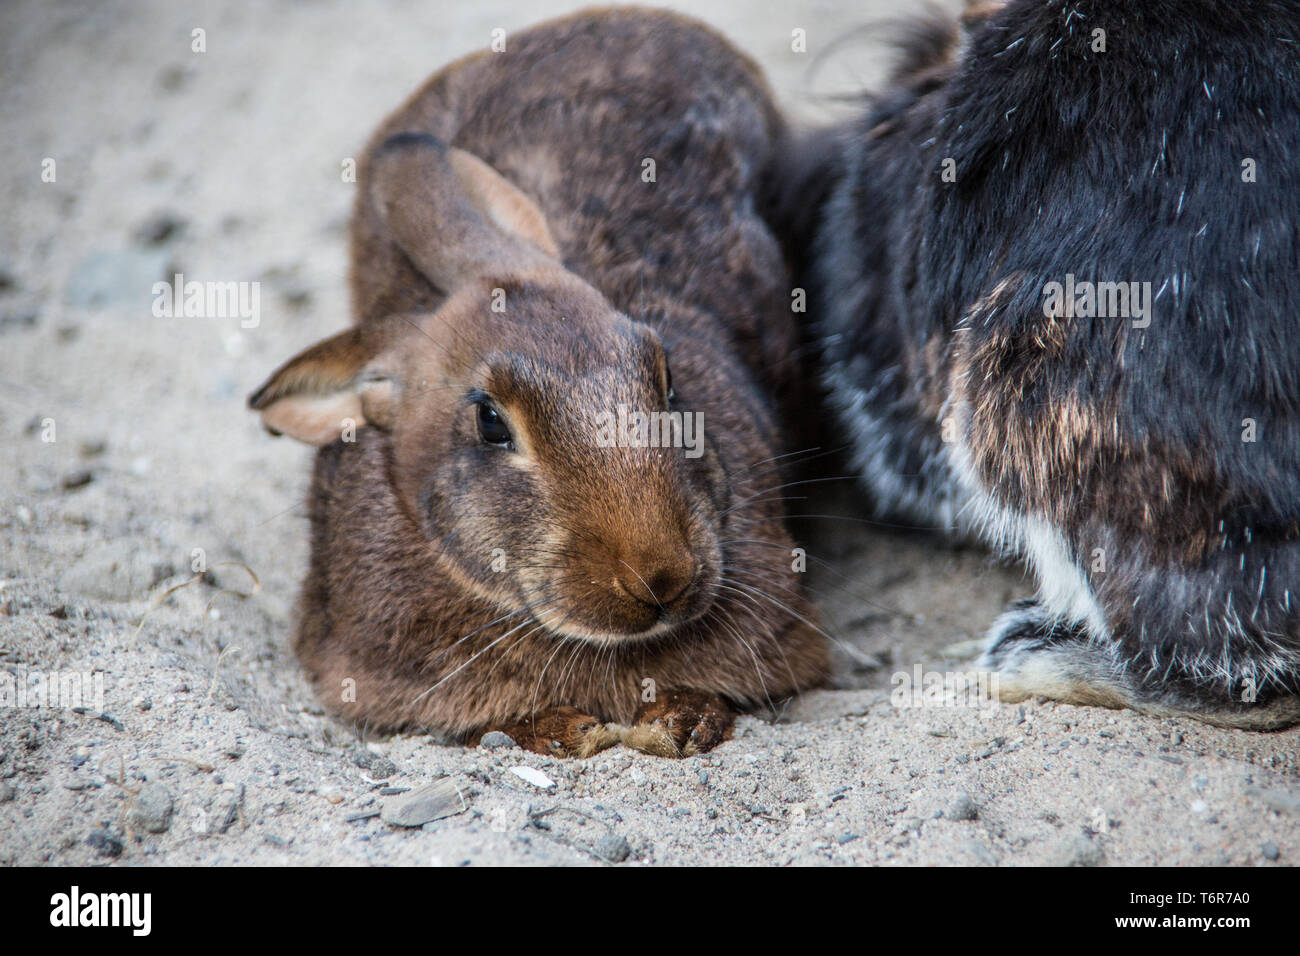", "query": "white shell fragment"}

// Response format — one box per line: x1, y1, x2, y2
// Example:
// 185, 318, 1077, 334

509, 766, 555, 789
